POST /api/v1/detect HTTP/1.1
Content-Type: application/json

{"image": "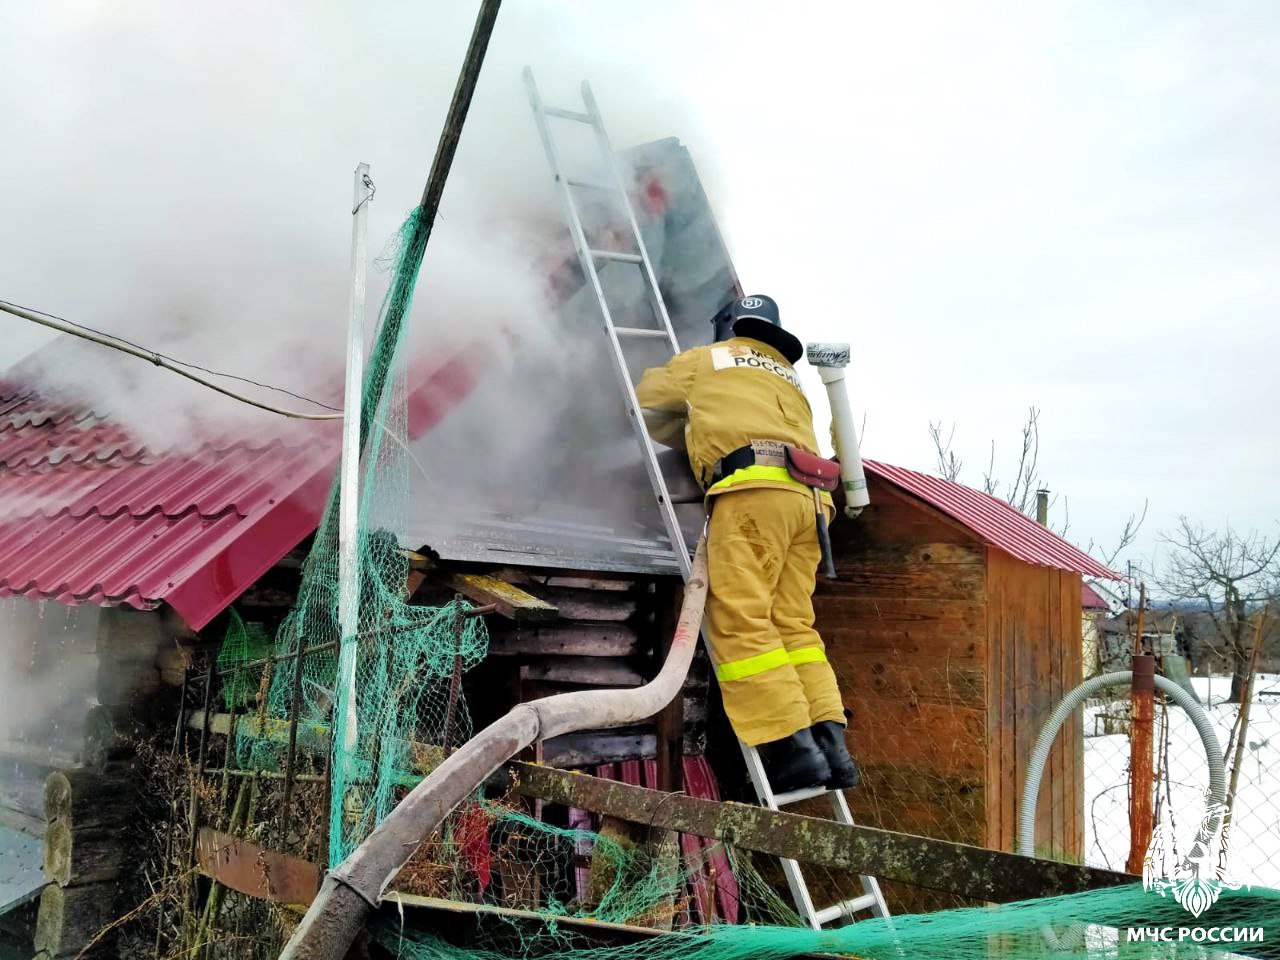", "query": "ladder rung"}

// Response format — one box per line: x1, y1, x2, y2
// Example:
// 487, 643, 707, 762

590, 249, 642, 264
543, 106, 594, 124
772, 784, 831, 806
615, 327, 670, 340
813, 893, 879, 926
567, 178, 615, 192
